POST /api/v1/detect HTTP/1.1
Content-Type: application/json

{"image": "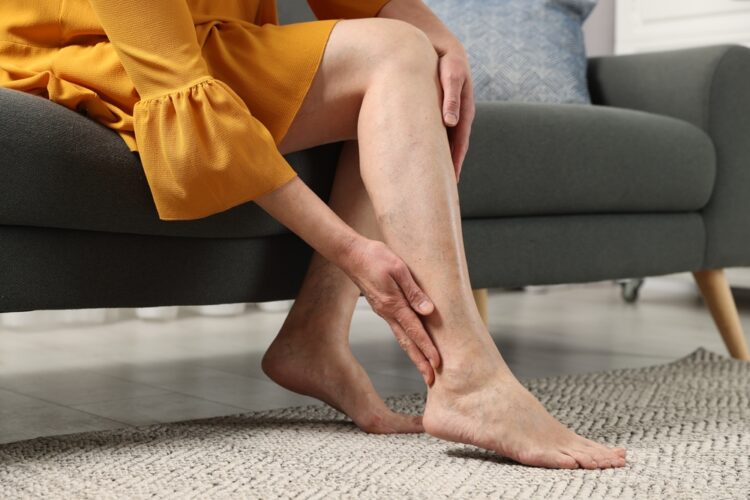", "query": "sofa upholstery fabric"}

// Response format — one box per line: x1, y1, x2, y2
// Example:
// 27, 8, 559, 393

1, 44, 748, 313
0, 213, 703, 312
459, 102, 714, 218
588, 45, 750, 268
0, 88, 715, 239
